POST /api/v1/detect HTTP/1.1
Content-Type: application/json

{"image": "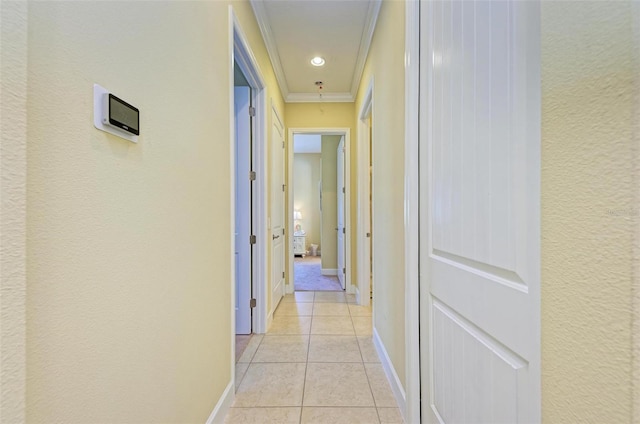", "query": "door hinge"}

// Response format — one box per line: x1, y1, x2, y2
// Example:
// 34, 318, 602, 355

249, 171, 256, 181
343, 227, 345, 234
342, 187, 345, 194
249, 106, 256, 117
282, 271, 285, 278
343, 267, 346, 274
282, 141, 285, 148
250, 298, 257, 308
282, 228, 285, 235
282, 184, 285, 192
249, 235, 256, 244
